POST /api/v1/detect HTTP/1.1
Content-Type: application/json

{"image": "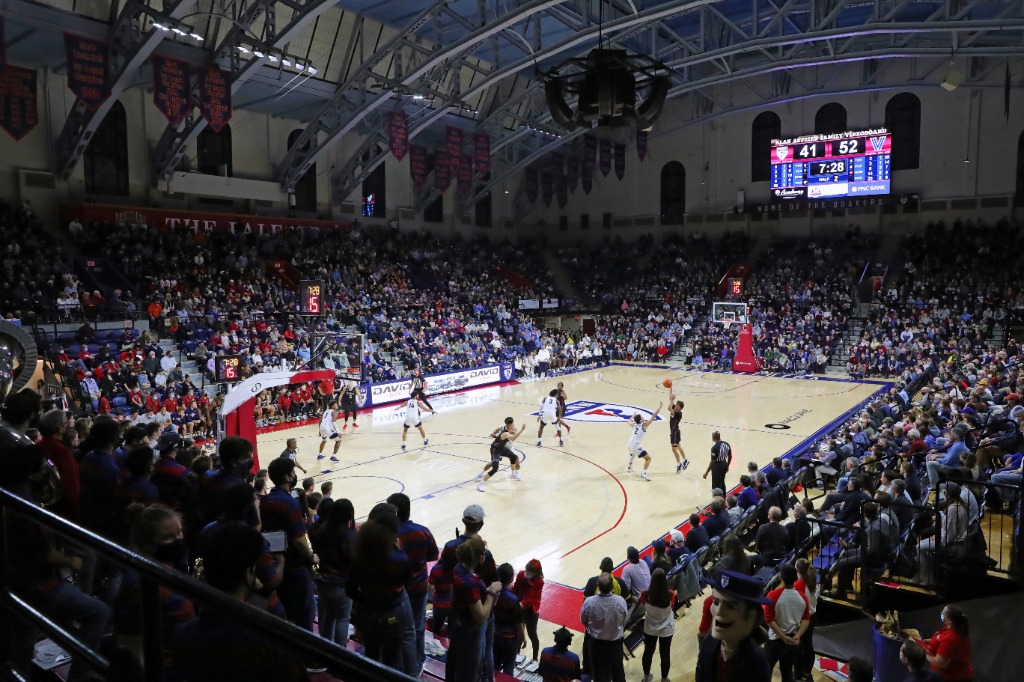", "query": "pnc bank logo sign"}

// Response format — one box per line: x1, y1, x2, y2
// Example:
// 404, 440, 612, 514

530, 400, 664, 423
